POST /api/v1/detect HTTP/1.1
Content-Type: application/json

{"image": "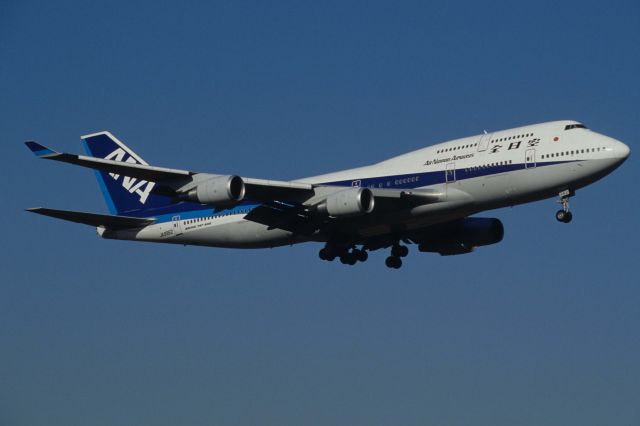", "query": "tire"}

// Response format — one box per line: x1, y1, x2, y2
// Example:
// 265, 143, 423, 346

393, 257, 402, 269
357, 250, 368, 262
385, 256, 402, 269
385, 256, 395, 268
563, 211, 573, 223
555, 210, 566, 222
319, 248, 328, 260
392, 245, 409, 258
341, 254, 356, 265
